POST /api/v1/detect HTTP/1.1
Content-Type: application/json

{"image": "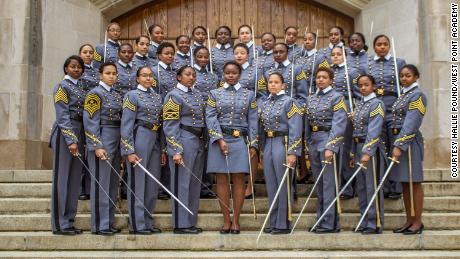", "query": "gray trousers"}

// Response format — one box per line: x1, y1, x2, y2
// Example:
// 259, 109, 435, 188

126, 127, 161, 231
50, 122, 84, 231
169, 129, 204, 228
340, 121, 355, 197
263, 137, 294, 230
310, 149, 340, 230
383, 116, 402, 195
88, 126, 120, 232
